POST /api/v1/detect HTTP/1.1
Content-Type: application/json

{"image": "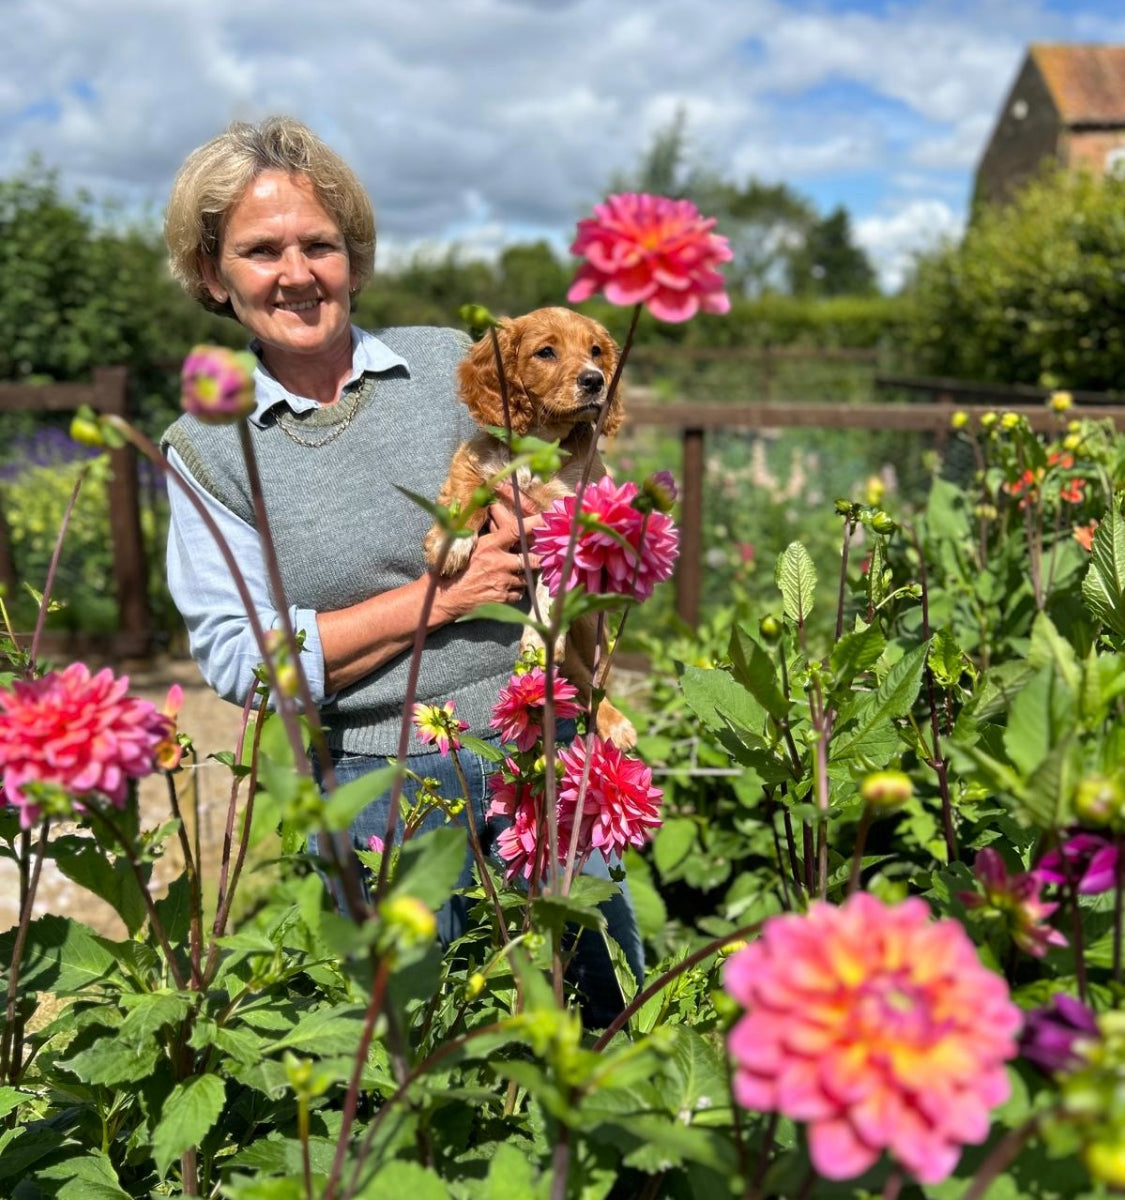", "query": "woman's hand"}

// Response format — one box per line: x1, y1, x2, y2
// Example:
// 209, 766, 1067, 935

433, 517, 540, 621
